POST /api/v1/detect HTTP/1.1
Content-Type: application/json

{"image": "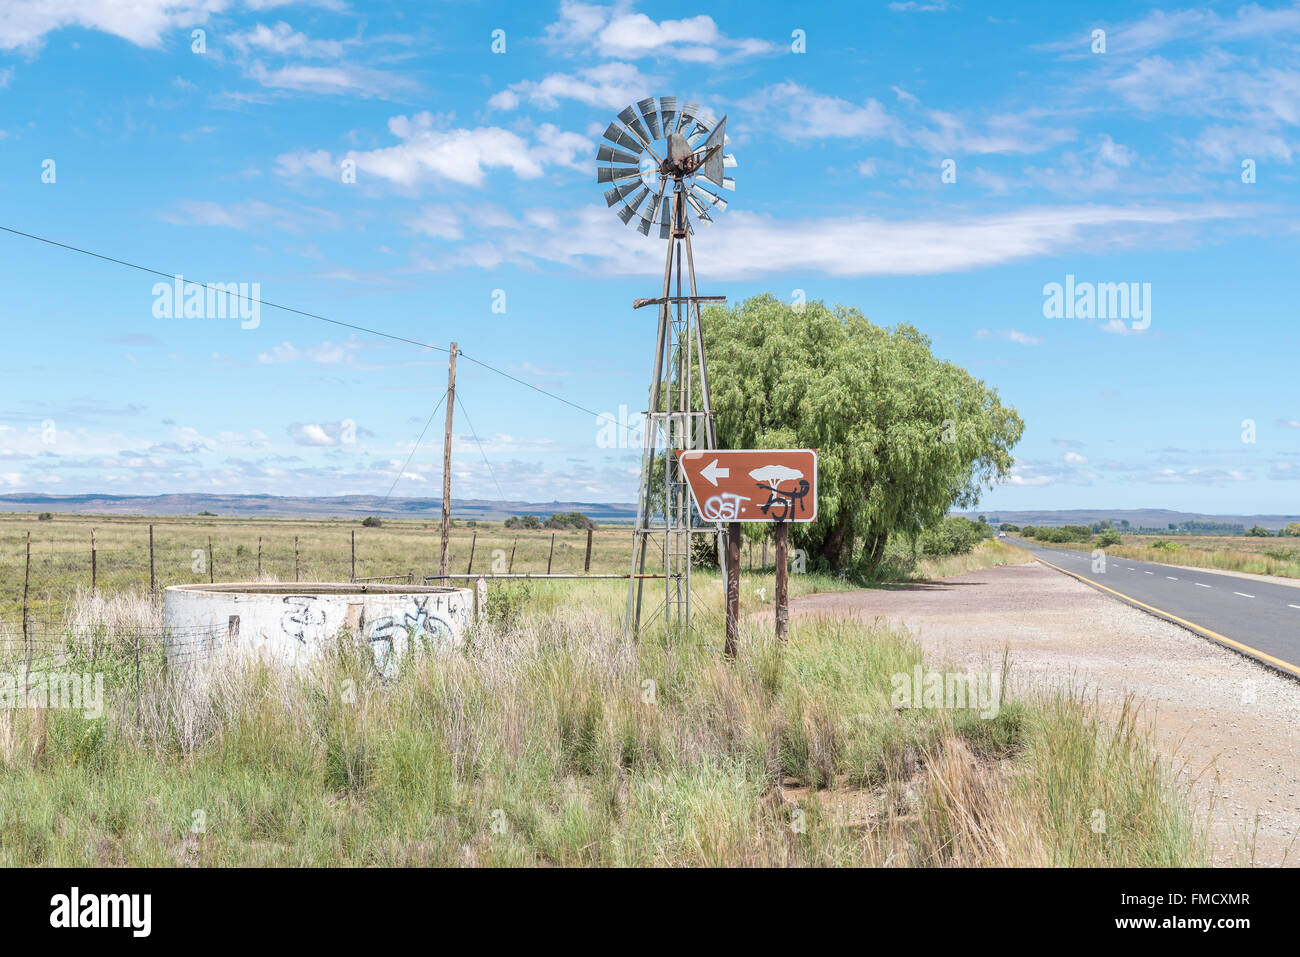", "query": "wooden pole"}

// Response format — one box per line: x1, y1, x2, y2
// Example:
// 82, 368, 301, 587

761, 536, 767, 570
774, 522, 789, 642
207, 536, 214, 584
546, 533, 555, 575
351, 529, 356, 582
466, 531, 477, 575
440, 341, 458, 577
295, 536, 300, 582
725, 522, 740, 659
91, 528, 97, 596
149, 524, 155, 603
508, 538, 517, 573
584, 527, 593, 573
